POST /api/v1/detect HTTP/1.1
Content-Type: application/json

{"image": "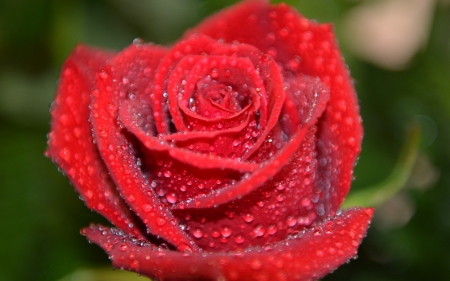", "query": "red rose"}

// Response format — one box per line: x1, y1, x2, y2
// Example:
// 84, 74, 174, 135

46, 1, 373, 280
